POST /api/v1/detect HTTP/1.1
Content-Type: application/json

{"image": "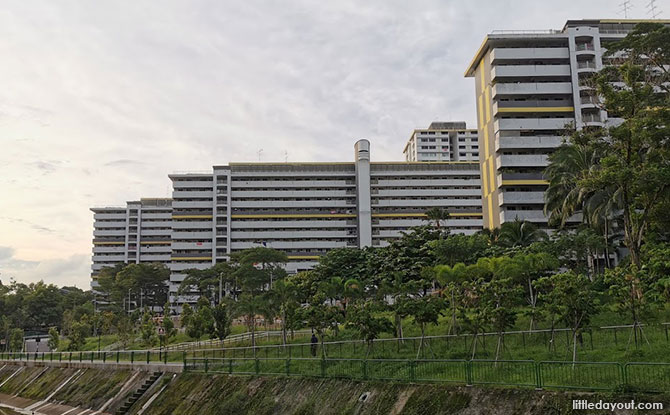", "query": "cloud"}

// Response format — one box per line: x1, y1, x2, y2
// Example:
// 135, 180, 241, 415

0, 246, 14, 261
0, 247, 90, 288
104, 159, 146, 167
